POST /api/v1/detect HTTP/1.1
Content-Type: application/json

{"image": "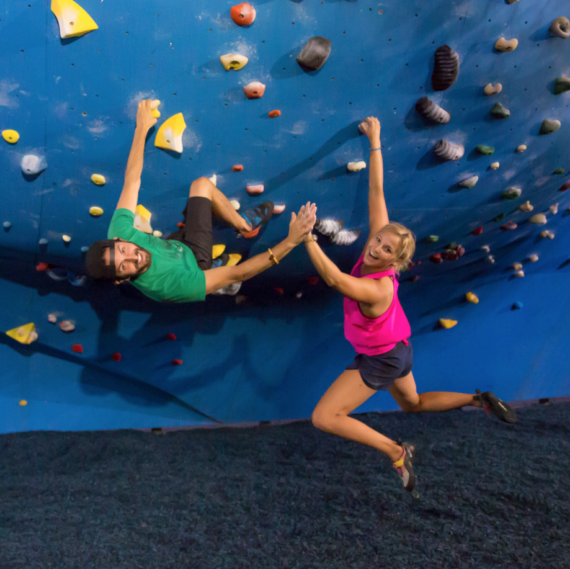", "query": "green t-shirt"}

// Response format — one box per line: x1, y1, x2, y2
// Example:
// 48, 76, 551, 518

107, 209, 206, 303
